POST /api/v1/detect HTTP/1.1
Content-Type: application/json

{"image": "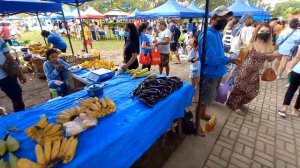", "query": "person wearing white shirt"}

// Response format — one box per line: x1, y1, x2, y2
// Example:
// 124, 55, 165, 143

154, 20, 172, 76
230, 14, 254, 55
188, 37, 200, 102
278, 46, 300, 117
